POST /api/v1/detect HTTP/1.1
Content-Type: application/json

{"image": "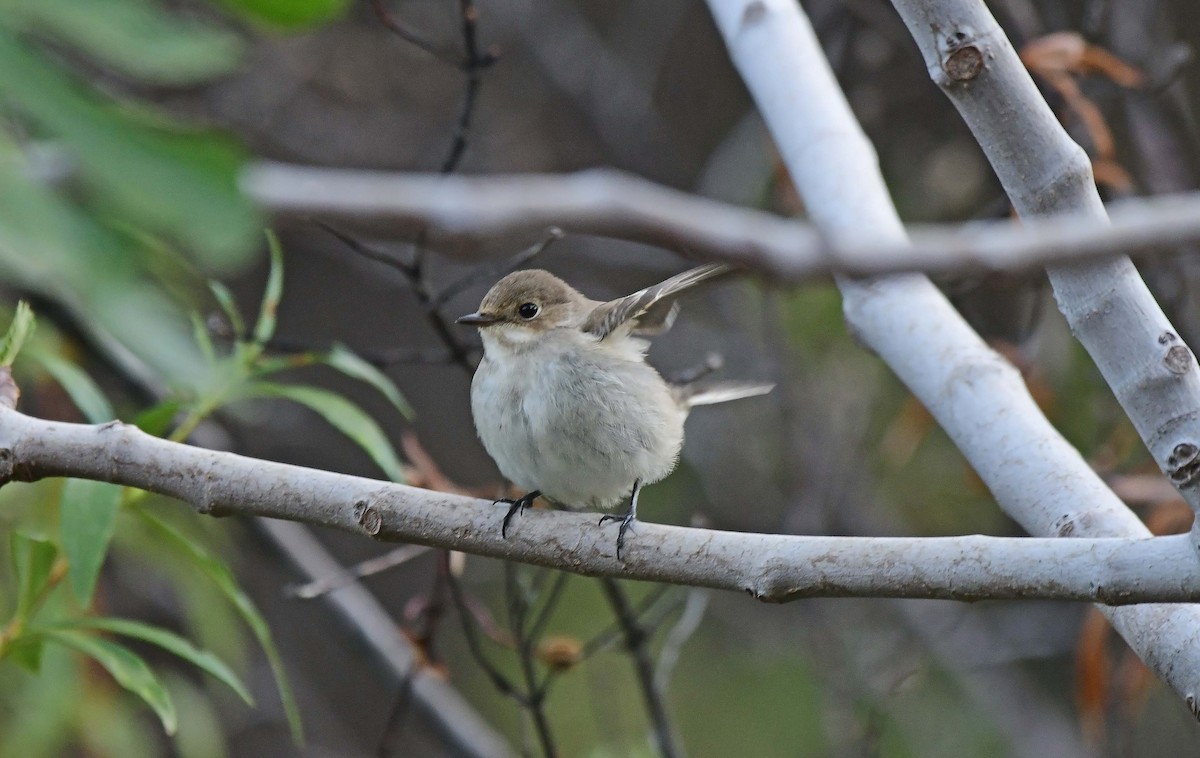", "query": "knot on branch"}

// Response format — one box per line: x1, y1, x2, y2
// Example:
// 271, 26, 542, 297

1164, 344, 1195, 376
938, 27, 985, 82
1168, 443, 1200, 487
354, 499, 383, 536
